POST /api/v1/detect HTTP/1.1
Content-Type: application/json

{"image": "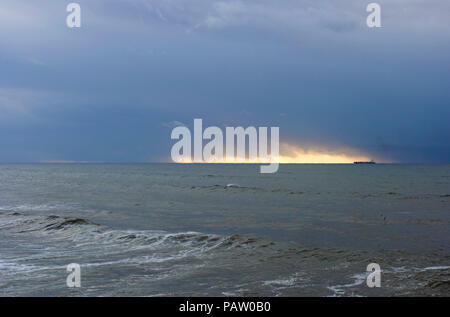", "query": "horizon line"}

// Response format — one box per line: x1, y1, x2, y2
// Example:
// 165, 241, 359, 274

0, 161, 447, 165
